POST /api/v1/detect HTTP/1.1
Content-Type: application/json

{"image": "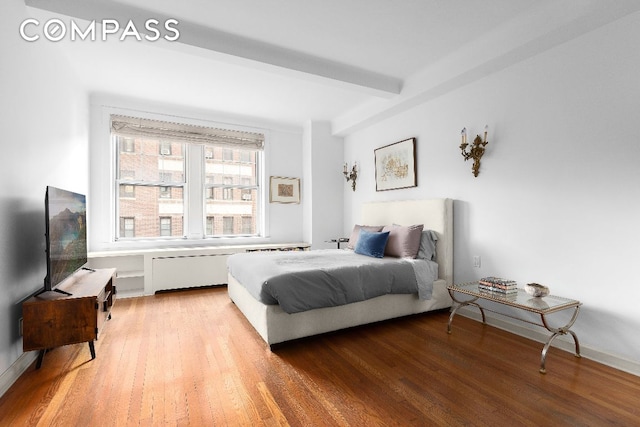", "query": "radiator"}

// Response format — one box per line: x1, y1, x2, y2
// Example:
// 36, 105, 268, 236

151, 253, 233, 292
